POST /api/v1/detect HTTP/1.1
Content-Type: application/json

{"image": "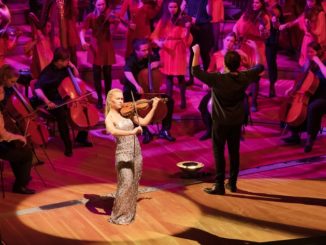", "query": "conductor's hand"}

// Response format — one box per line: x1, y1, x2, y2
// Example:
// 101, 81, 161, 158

132, 126, 143, 135
246, 40, 257, 49
192, 44, 200, 55
152, 97, 160, 110
81, 41, 90, 50
279, 23, 287, 31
